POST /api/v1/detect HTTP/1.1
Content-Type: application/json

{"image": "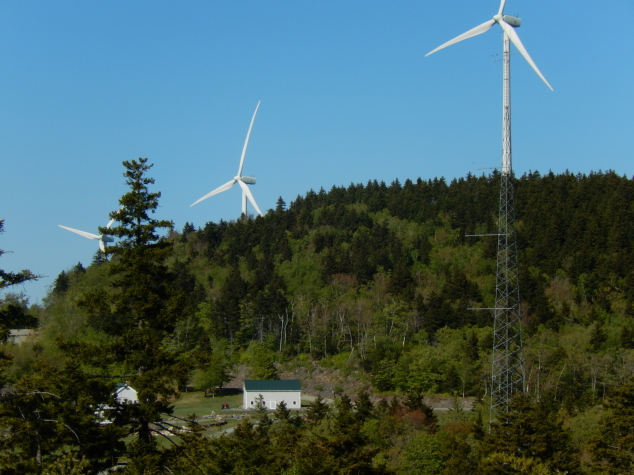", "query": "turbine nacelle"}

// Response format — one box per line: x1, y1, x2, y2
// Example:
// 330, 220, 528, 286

240, 176, 257, 185
502, 15, 521, 27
